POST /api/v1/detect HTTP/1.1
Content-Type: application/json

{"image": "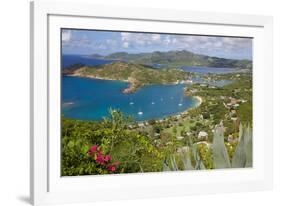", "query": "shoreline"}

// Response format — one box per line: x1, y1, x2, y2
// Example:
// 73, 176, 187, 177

135, 95, 203, 125
66, 74, 190, 94
194, 96, 203, 106
67, 73, 128, 82
66, 73, 136, 93
64, 73, 203, 124
162, 95, 203, 120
